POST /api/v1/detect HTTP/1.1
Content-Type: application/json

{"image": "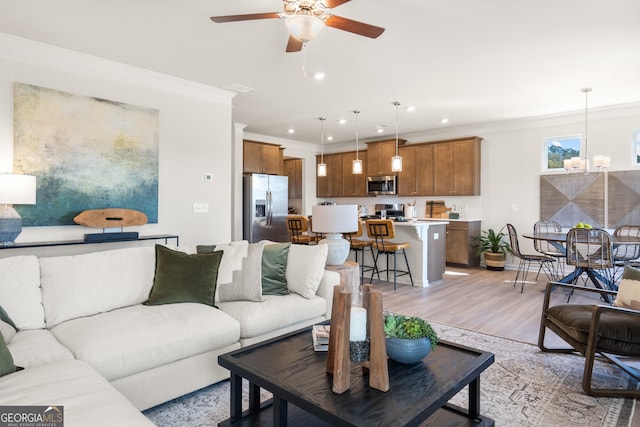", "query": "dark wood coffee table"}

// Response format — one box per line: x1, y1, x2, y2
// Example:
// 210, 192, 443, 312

218, 325, 495, 426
